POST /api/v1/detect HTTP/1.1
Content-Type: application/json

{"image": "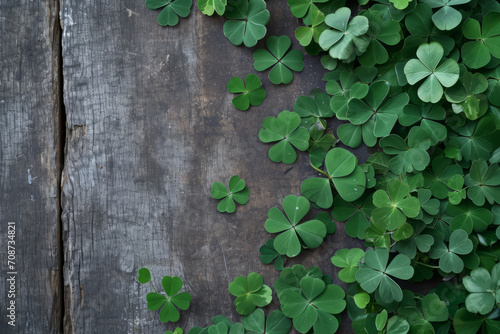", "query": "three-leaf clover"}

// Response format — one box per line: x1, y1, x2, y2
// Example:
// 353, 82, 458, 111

301, 147, 367, 207
273, 264, 324, 297
279, 277, 346, 334
264, 195, 326, 257
146, 276, 192, 323
446, 201, 493, 234
331, 194, 374, 239
228, 272, 272, 315
227, 74, 266, 111
404, 42, 459, 103
145, 0, 192, 26
463, 263, 500, 315
223, 0, 270, 47
241, 309, 292, 334
318, 7, 370, 62
198, 0, 227, 16
253, 36, 305, 85
465, 159, 500, 206
330, 248, 365, 283
429, 229, 473, 273
371, 179, 420, 231
258, 110, 310, 164
399, 103, 447, 145
461, 11, 500, 69
420, 0, 471, 31
211, 175, 249, 213
355, 248, 414, 303
259, 239, 284, 270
